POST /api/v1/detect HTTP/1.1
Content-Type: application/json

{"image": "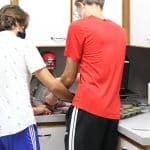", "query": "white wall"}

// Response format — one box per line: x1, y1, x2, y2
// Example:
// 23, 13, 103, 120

0, 0, 10, 8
